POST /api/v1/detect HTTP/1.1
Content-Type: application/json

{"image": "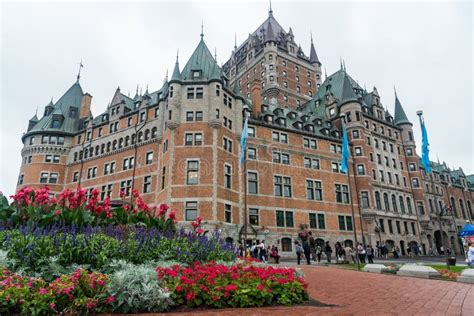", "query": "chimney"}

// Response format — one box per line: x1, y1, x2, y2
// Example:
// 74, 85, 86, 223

79, 93, 92, 119
250, 79, 262, 118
